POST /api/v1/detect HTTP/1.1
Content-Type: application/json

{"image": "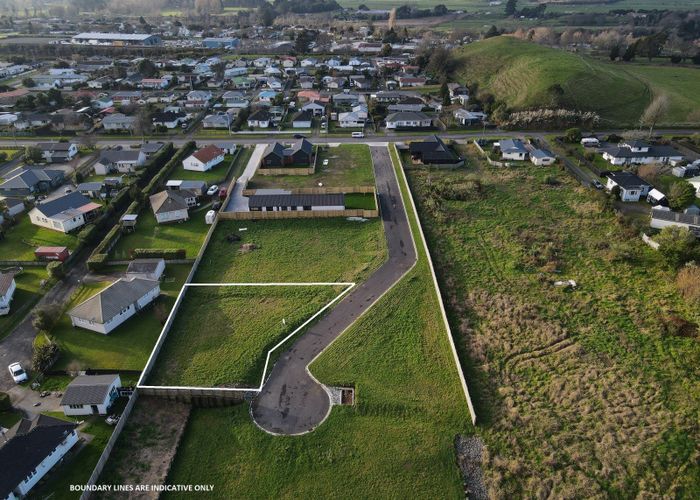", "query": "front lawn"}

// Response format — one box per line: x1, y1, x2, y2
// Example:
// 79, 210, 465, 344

247, 144, 375, 190
109, 209, 210, 260
0, 267, 50, 339
170, 152, 243, 184
49, 264, 190, 371
0, 215, 79, 261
